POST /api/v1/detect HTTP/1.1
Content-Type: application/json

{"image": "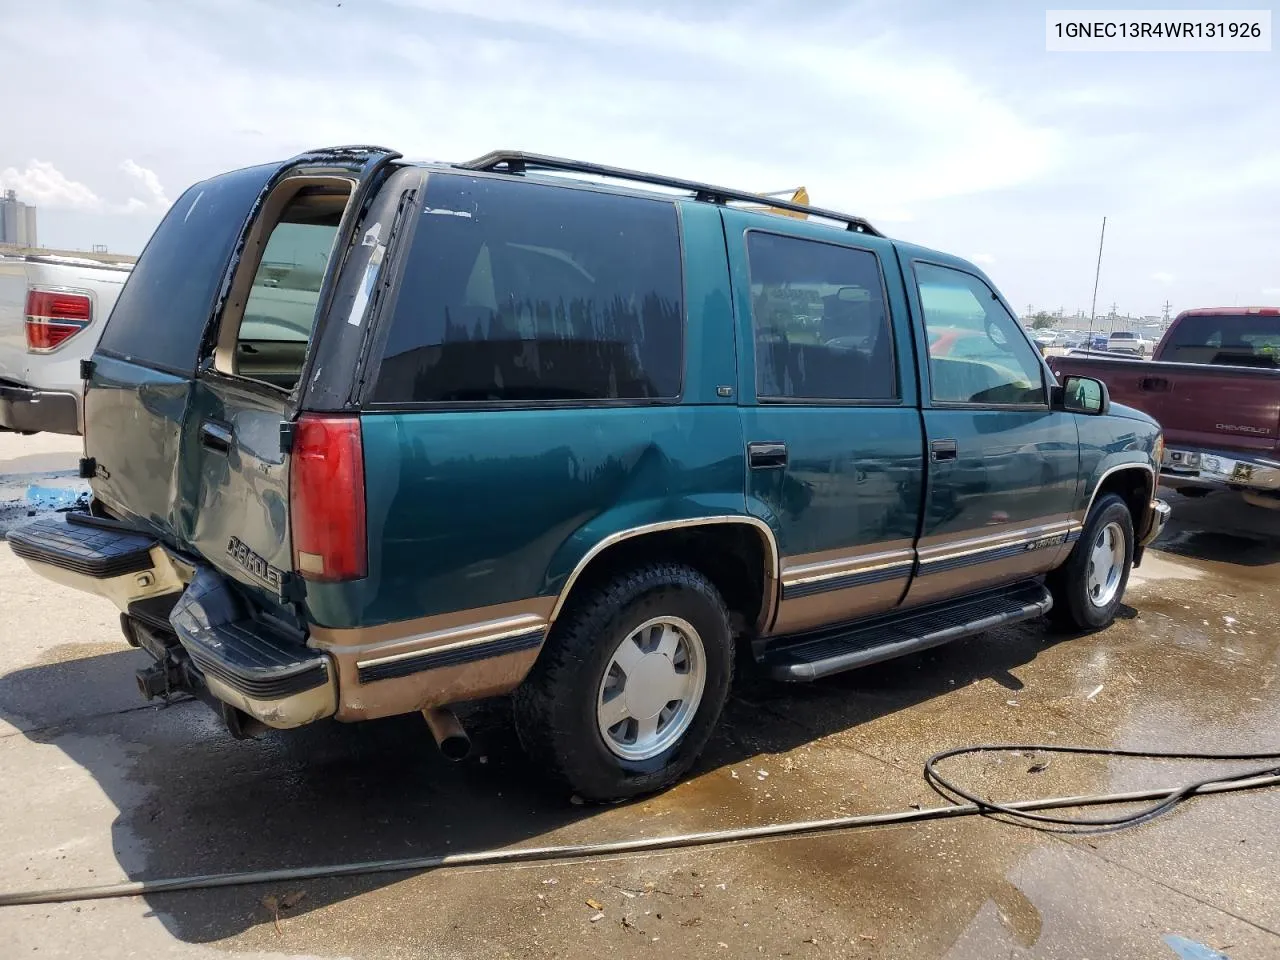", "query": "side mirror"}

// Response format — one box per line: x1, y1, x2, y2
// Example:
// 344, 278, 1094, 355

1056, 375, 1110, 415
